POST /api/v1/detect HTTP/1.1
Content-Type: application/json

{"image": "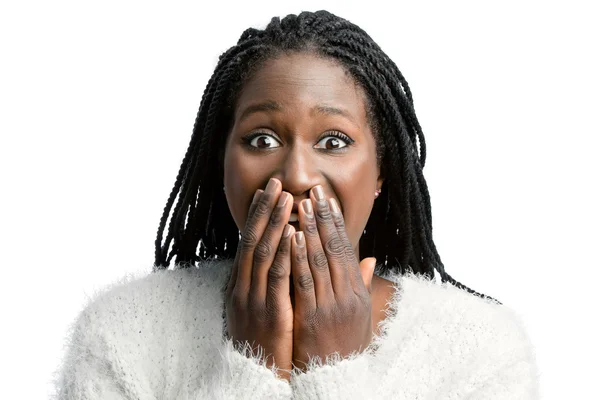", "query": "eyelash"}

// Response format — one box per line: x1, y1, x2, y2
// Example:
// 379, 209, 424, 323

241, 130, 355, 151
319, 131, 355, 148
